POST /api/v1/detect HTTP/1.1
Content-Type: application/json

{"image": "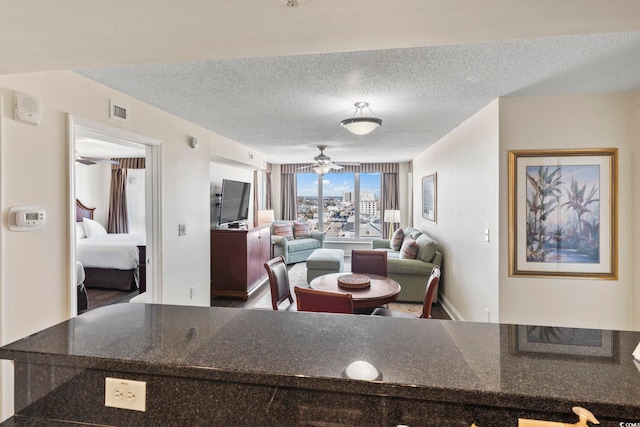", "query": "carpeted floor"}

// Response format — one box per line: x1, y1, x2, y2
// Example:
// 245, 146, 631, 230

248, 260, 449, 319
